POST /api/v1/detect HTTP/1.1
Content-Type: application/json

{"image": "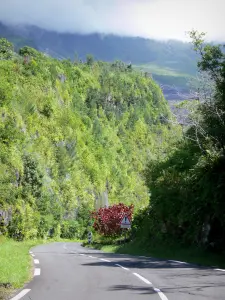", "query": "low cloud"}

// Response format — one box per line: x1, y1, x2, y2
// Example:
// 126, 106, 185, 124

0, 0, 224, 41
